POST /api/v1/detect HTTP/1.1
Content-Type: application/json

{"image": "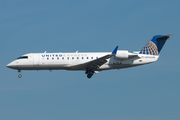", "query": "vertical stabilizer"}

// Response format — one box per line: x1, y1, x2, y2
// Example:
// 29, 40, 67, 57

139, 34, 173, 55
